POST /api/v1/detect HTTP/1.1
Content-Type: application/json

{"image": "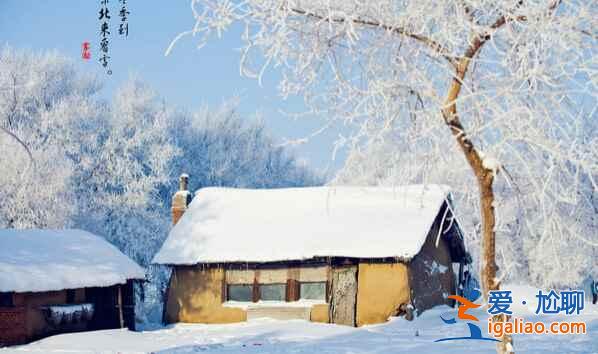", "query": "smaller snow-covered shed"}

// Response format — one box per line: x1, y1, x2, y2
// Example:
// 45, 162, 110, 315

0, 229, 145, 346
154, 176, 470, 327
